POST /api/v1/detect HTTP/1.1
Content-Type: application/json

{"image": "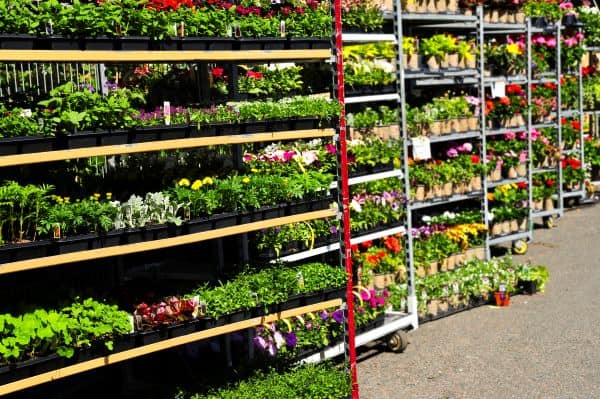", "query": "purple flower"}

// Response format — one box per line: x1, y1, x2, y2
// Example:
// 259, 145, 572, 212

267, 341, 277, 356
320, 311, 329, 320
305, 321, 312, 330
253, 335, 266, 350
285, 332, 297, 347
330, 225, 338, 234
325, 143, 337, 155
446, 148, 459, 158
332, 310, 344, 323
